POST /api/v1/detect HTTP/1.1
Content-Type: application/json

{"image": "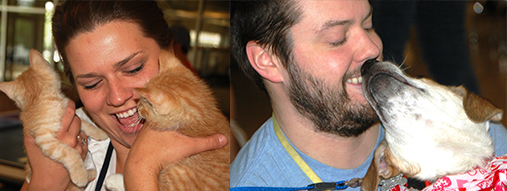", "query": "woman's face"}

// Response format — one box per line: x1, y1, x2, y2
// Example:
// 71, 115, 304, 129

65, 21, 161, 147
